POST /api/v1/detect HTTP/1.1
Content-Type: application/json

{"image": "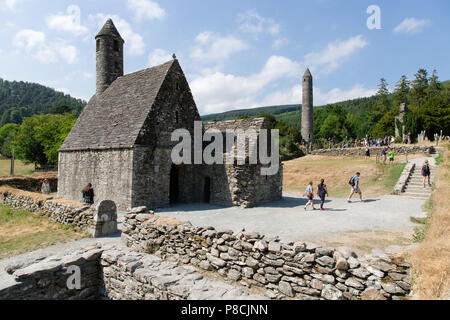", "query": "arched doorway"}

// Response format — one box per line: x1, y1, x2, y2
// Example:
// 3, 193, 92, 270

170, 165, 180, 203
